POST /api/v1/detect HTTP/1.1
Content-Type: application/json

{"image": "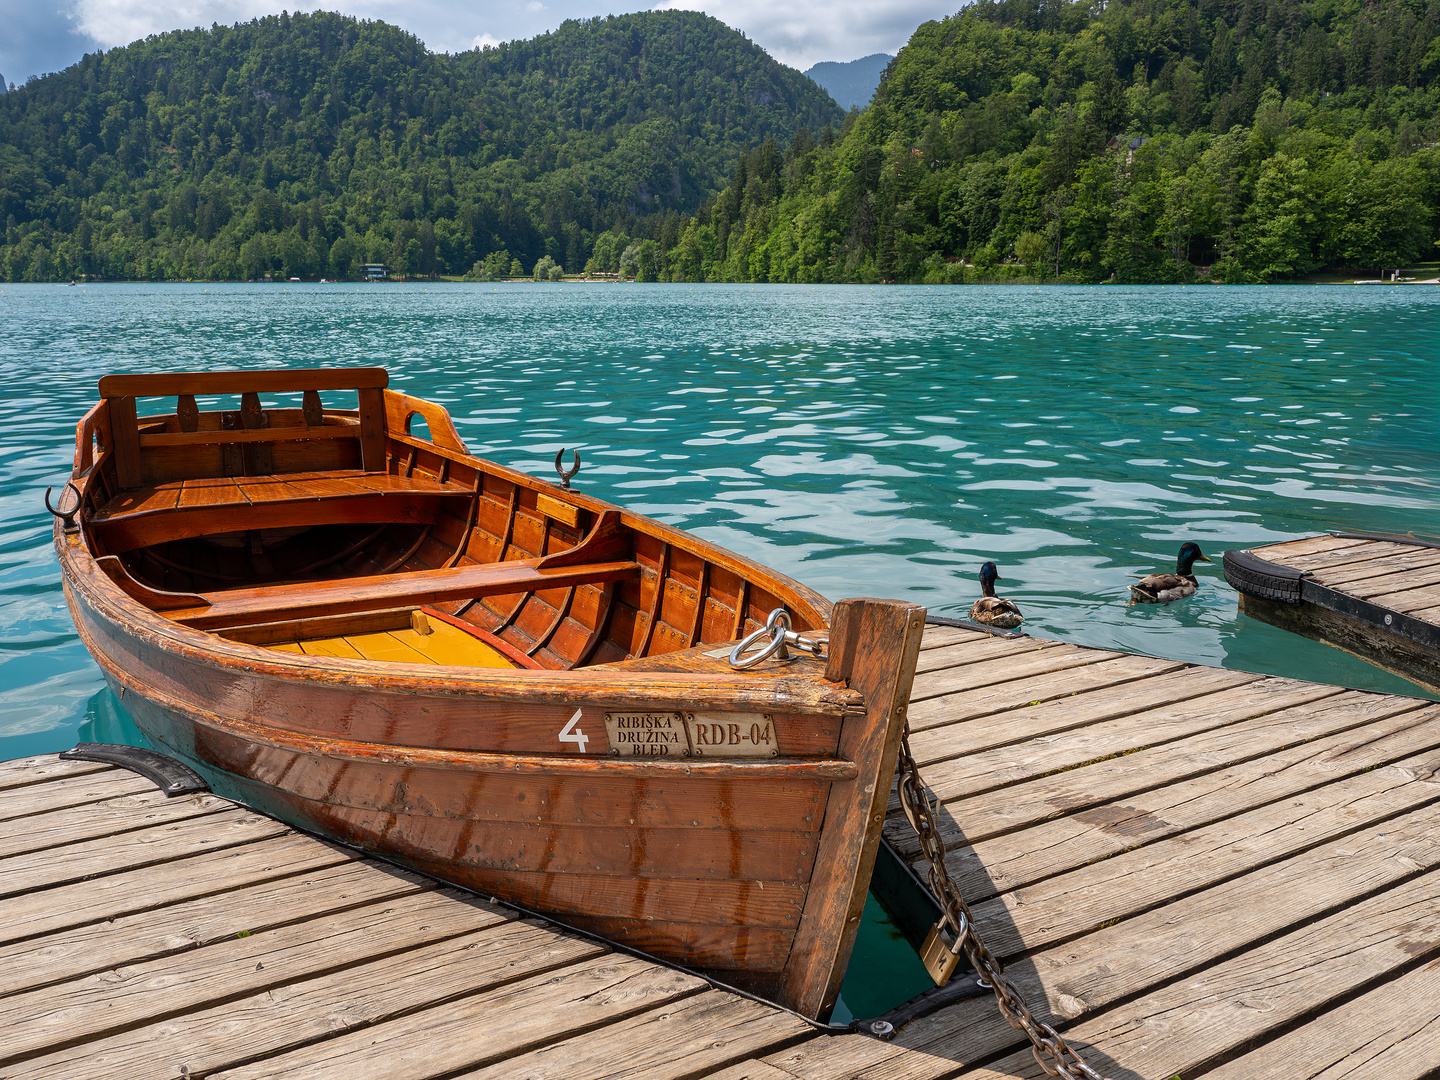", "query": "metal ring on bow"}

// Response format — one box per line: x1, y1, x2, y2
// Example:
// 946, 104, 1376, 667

729, 608, 792, 668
